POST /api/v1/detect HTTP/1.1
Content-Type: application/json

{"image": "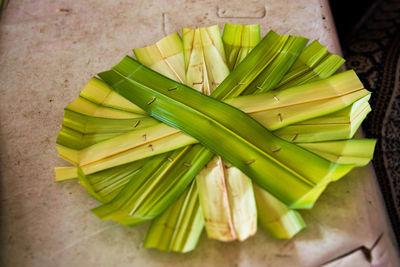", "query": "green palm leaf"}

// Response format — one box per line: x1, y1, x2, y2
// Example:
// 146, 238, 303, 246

98, 56, 353, 208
